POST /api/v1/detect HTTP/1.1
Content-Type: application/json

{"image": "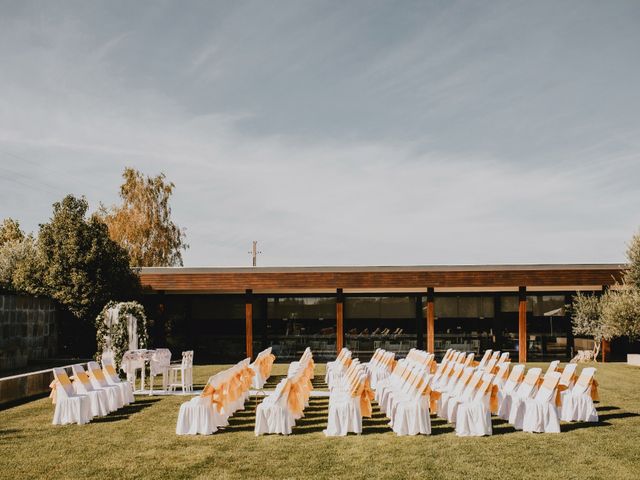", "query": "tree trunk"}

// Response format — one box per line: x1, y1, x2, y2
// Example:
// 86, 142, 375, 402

593, 340, 601, 363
